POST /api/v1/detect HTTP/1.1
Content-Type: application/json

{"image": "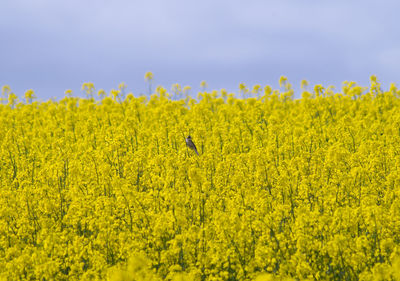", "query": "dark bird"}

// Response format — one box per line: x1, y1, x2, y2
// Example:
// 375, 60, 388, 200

186, 135, 199, 155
